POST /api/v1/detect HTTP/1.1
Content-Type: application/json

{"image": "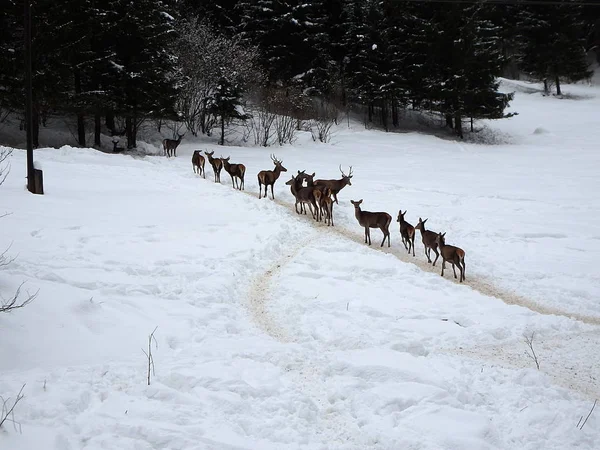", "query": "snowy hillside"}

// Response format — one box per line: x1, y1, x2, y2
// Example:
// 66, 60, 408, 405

1, 79, 599, 449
